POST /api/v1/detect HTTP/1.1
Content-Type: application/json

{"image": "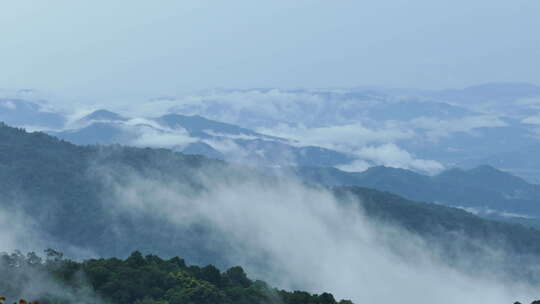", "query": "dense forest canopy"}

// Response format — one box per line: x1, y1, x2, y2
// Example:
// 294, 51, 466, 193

0, 250, 352, 304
